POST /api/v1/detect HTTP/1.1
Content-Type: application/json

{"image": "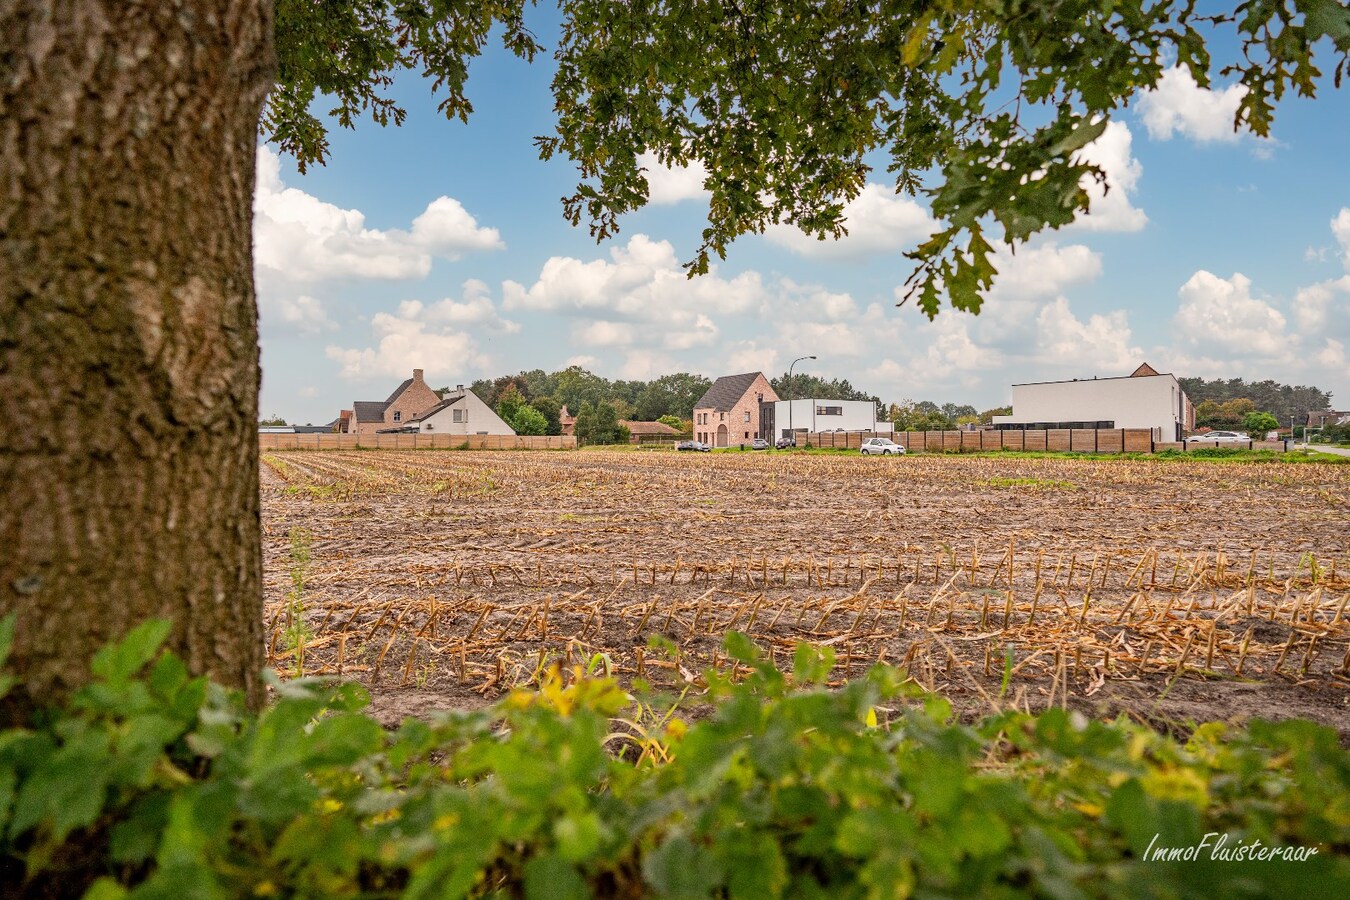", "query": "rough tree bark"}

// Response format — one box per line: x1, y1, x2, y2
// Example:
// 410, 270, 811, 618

0, 1, 275, 711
